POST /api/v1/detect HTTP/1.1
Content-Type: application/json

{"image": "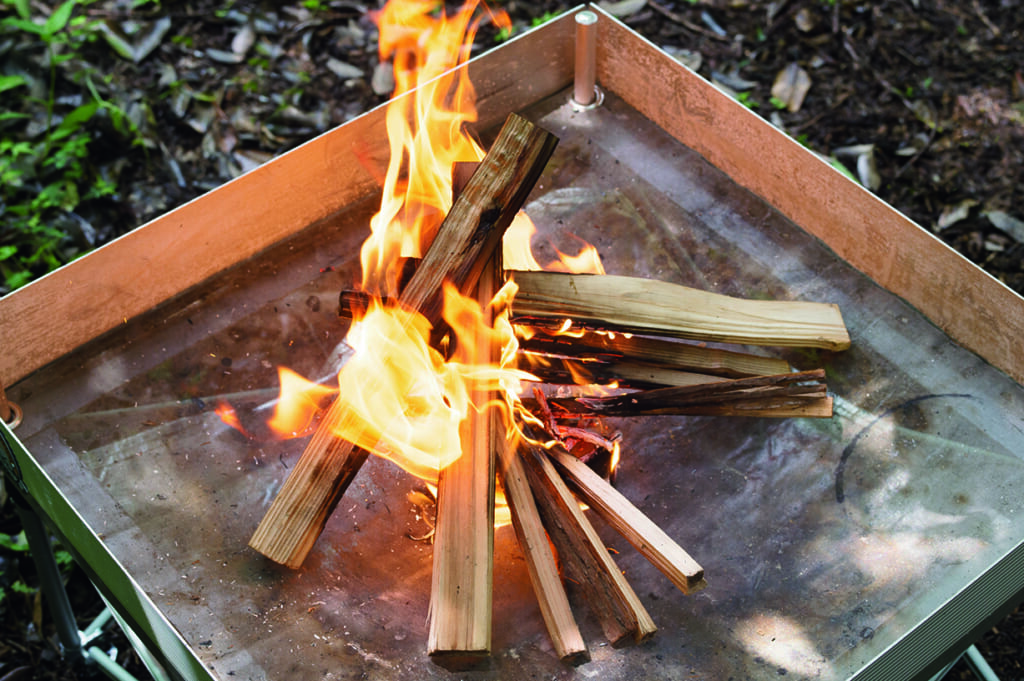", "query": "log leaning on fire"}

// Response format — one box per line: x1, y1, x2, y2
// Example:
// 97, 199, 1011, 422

248, 113, 559, 569
509, 271, 852, 351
